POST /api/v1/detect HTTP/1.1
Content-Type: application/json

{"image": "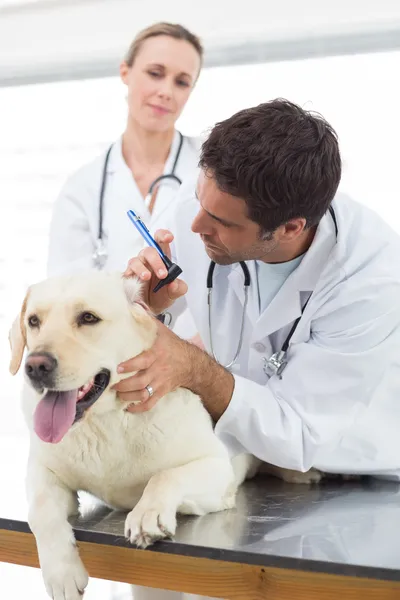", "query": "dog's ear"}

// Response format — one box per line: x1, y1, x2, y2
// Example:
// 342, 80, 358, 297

123, 276, 148, 310
9, 289, 30, 375
122, 276, 155, 327
122, 276, 157, 350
